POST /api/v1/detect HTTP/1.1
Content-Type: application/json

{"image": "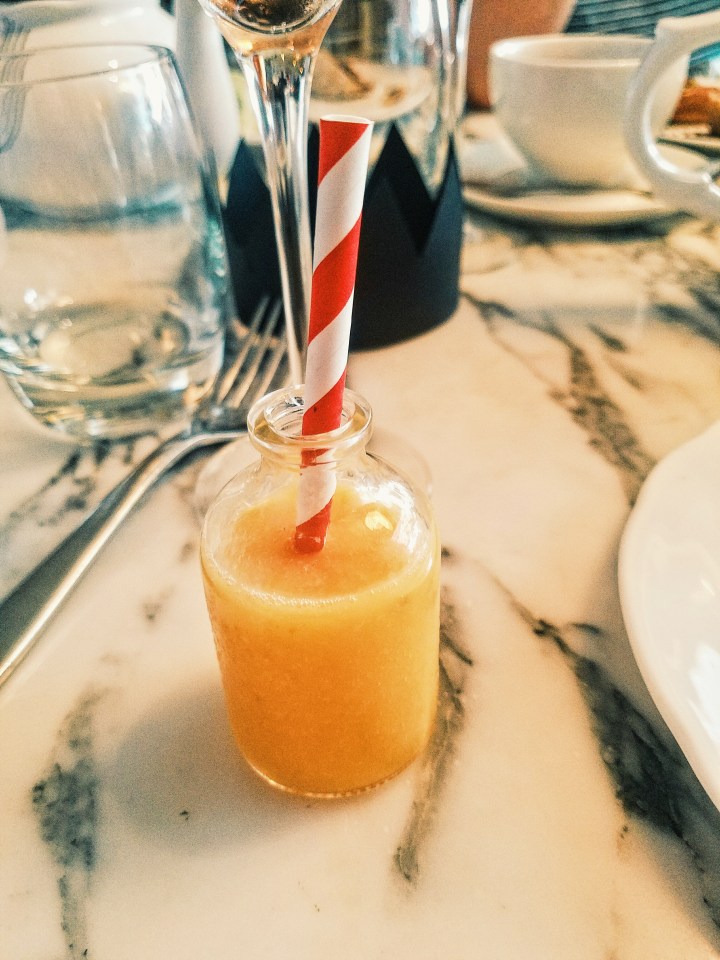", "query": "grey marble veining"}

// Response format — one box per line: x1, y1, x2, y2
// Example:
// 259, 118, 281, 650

466, 293, 657, 503
456, 217, 720, 933
395, 569, 474, 886
32, 692, 102, 960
